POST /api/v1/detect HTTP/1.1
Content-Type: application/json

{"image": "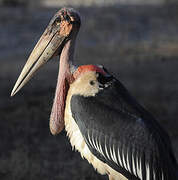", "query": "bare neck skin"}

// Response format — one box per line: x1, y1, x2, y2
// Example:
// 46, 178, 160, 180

50, 37, 76, 135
